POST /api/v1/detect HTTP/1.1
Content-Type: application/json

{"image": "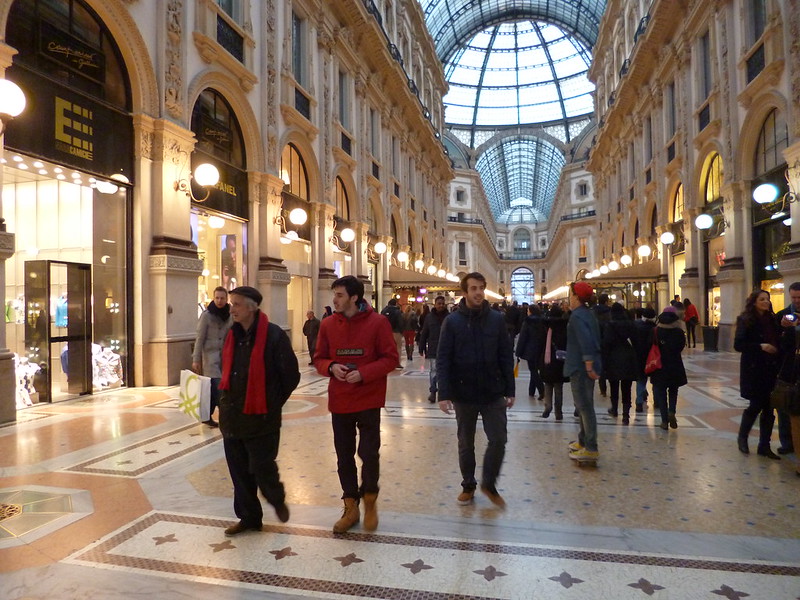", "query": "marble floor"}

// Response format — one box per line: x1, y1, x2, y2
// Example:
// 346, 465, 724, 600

2, 348, 799, 599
